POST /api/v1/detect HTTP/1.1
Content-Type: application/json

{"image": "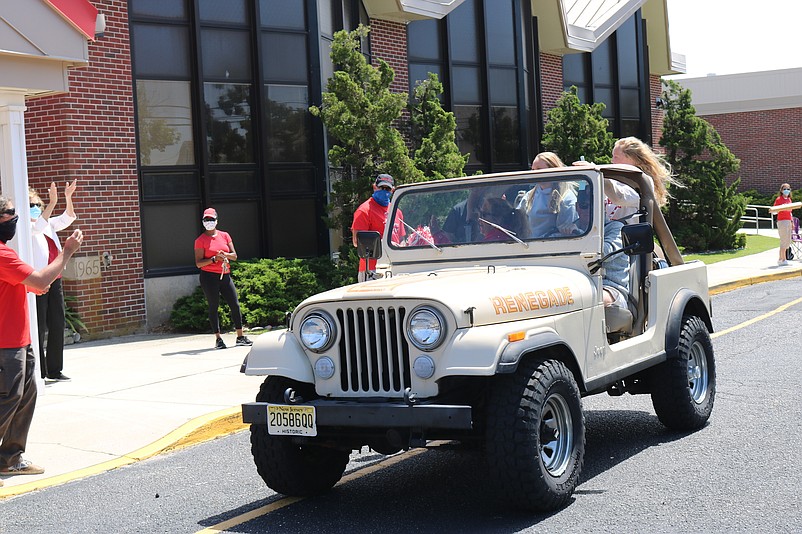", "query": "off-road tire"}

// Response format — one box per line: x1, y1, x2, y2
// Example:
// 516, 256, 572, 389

250, 376, 349, 496
485, 358, 585, 512
650, 315, 716, 430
